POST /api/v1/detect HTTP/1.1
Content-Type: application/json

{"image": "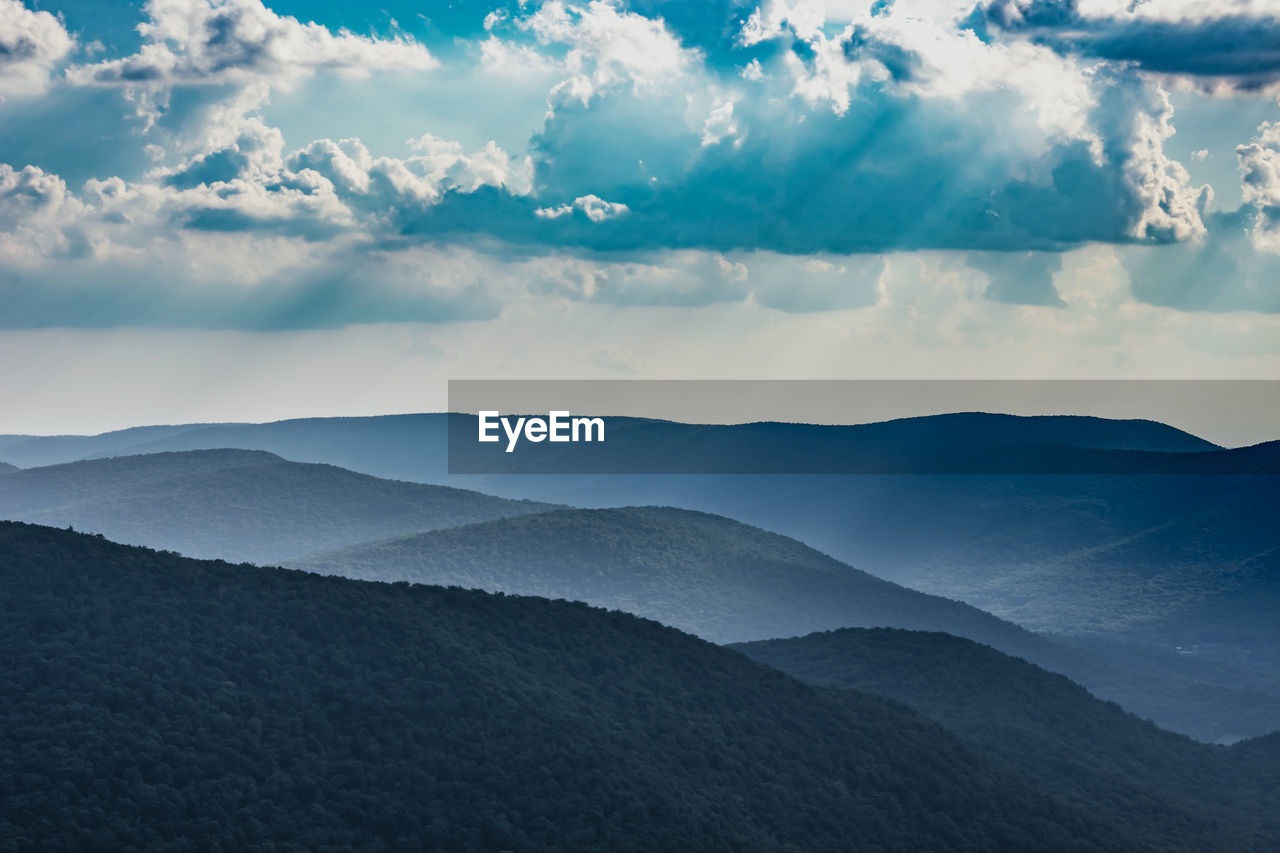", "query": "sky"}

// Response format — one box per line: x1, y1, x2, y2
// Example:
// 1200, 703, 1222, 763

2, 0, 1280, 434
